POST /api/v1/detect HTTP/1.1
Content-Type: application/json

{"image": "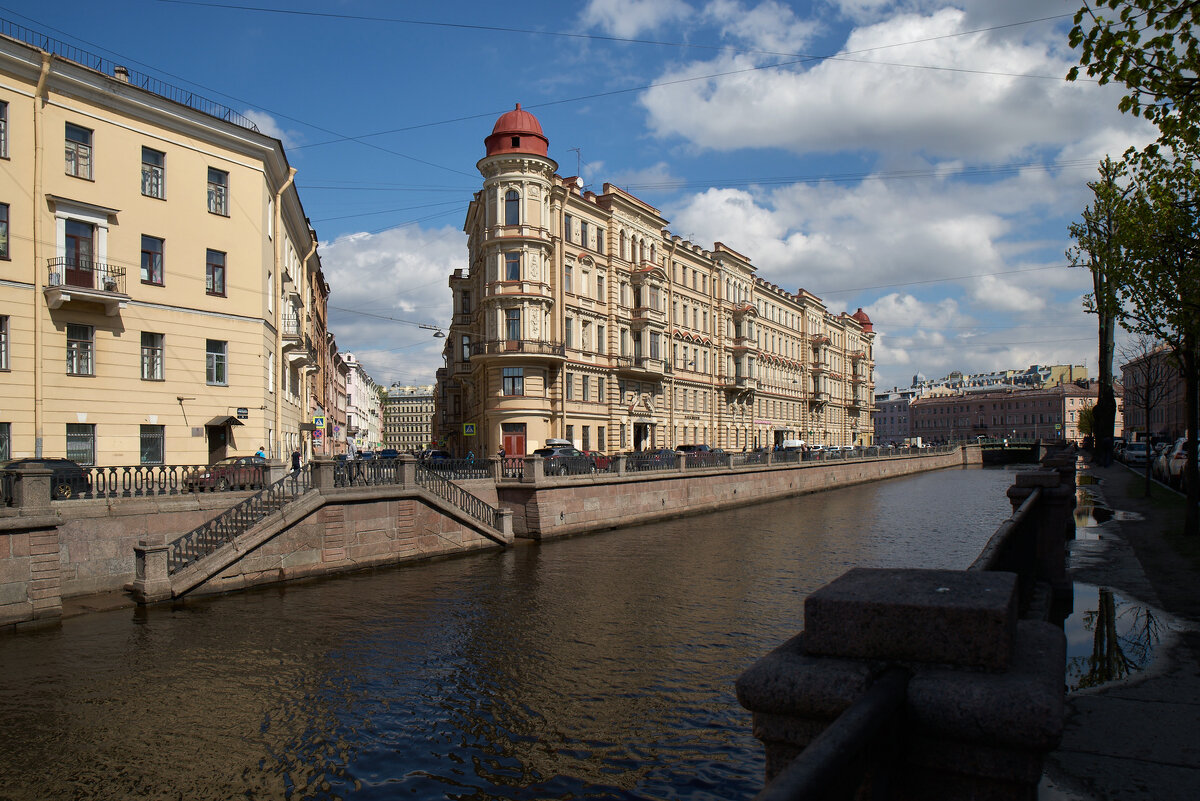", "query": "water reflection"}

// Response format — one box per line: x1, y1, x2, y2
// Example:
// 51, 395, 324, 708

0, 467, 1020, 801
1064, 584, 1169, 692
